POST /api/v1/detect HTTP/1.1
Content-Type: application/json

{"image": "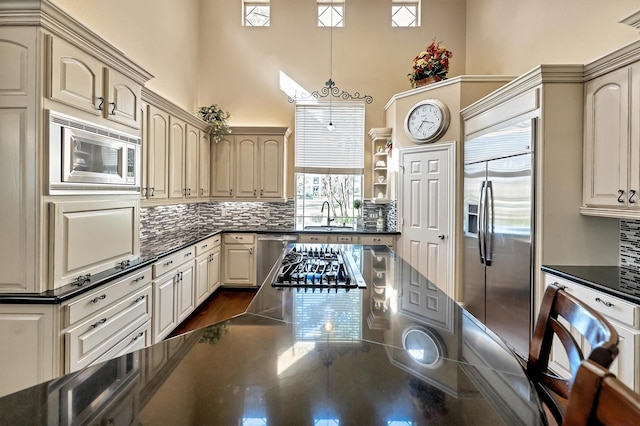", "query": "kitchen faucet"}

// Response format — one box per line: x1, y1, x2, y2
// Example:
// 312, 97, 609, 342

321, 201, 334, 227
